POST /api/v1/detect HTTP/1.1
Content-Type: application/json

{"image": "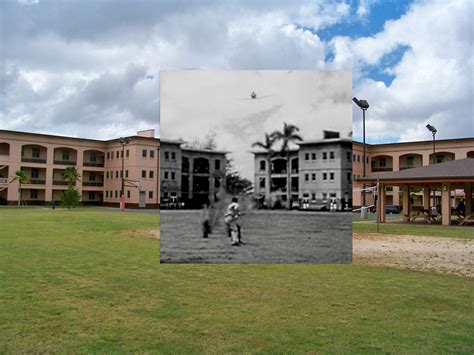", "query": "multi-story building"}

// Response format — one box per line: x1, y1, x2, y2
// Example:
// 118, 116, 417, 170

353, 138, 474, 208
0, 129, 160, 208
160, 140, 227, 208
253, 132, 353, 210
